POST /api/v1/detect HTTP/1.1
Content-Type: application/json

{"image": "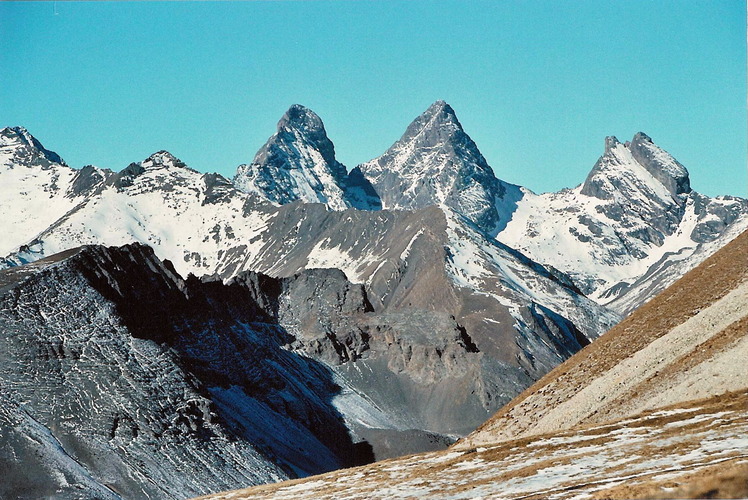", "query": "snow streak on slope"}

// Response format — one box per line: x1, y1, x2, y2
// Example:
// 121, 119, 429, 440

443, 209, 619, 341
